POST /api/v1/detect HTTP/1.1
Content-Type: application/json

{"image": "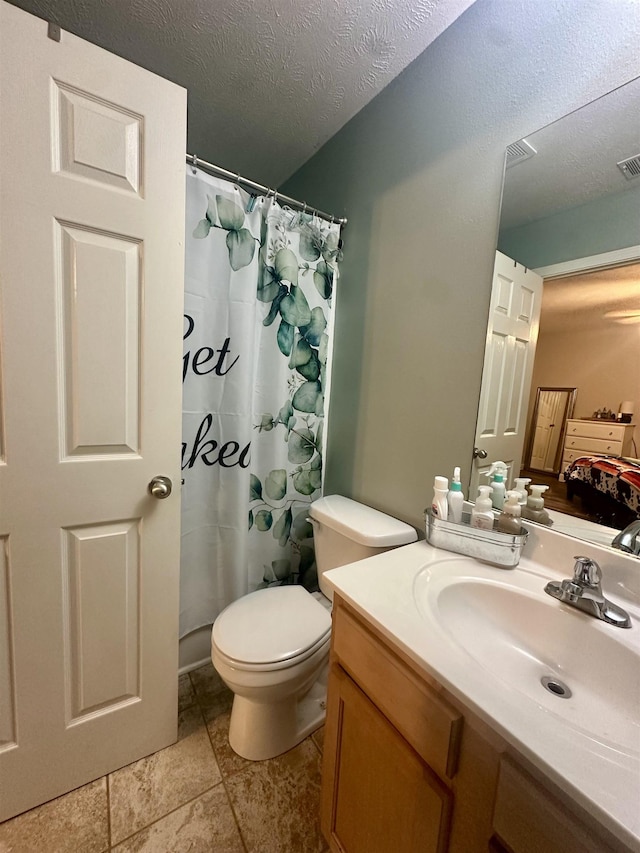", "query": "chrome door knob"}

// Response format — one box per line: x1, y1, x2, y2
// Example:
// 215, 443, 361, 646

148, 475, 172, 499
473, 447, 488, 459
